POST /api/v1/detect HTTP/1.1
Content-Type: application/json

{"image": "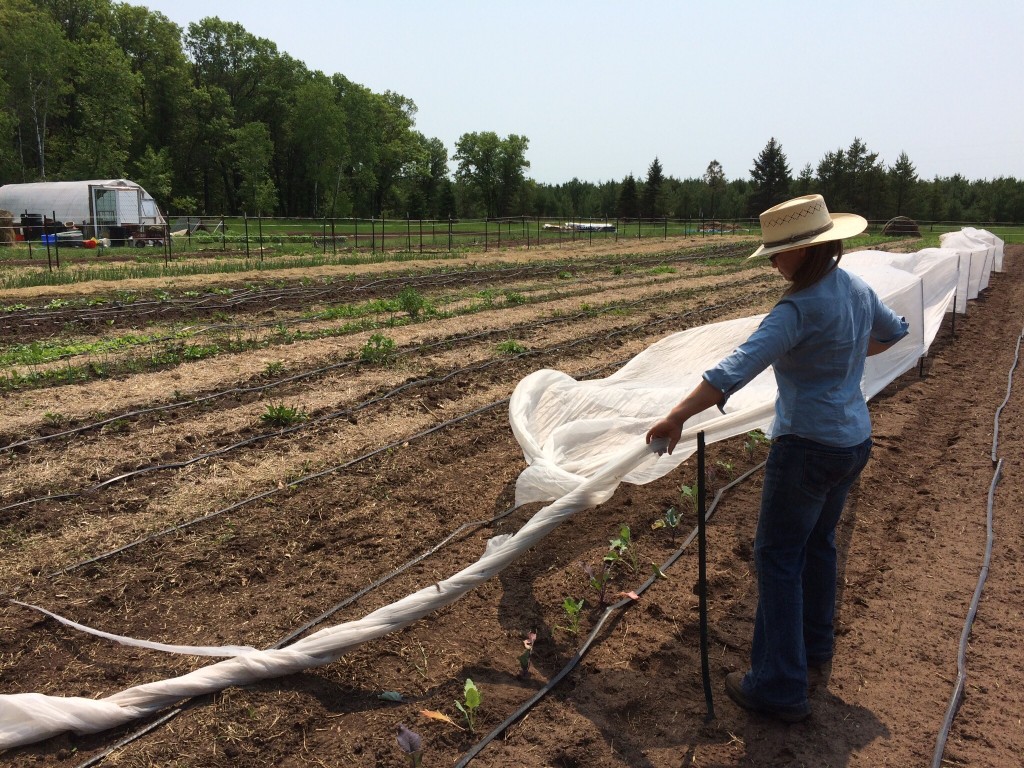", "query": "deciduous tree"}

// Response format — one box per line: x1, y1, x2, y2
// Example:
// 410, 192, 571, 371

703, 159, 725, 217
454, 131, 530, 218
